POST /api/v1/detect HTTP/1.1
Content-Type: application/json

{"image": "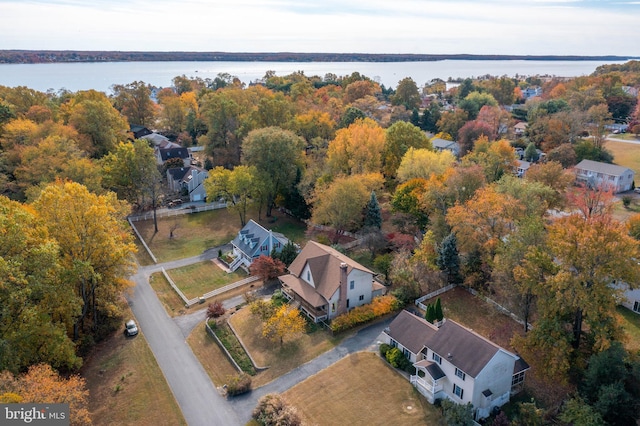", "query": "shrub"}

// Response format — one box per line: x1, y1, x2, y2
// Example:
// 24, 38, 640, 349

252, 393, 301, 426
385, 347, 404, 368
225, 373, 252, 397
622, 195, 633, 208
330, 294, 401, 333
379, 343, 392, 358
206, 301, 226, 319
